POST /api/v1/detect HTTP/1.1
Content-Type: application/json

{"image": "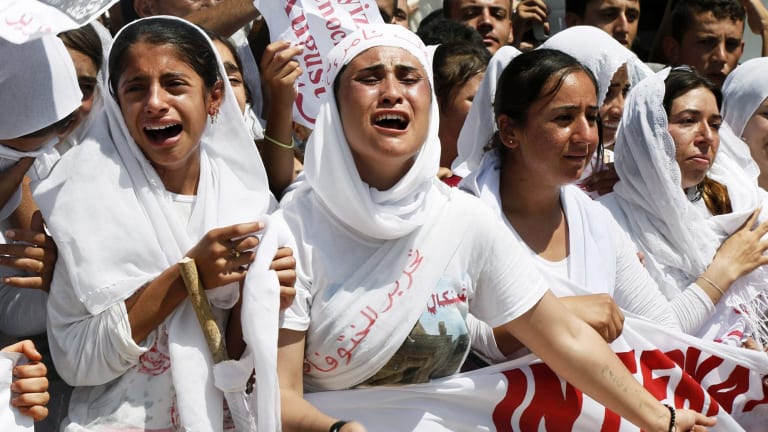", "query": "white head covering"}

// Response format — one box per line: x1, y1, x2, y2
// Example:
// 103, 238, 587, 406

451, 45, 521, 177
611, 71, 768, 343
722, 57, 768, 138
300, 23, 441, 240
0, 35, 81, 140
540, 26, 653, 107
34, 16, 280, 431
